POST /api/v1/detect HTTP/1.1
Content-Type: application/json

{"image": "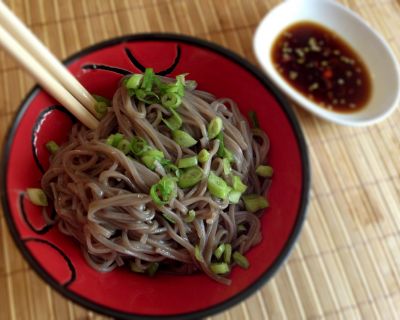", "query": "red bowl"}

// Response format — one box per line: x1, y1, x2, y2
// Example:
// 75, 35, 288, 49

1, 34, 309, 319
